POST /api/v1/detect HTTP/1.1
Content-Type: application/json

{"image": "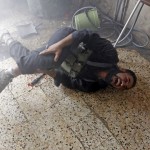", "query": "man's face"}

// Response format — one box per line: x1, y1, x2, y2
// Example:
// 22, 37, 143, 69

110, 72, 134, 90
